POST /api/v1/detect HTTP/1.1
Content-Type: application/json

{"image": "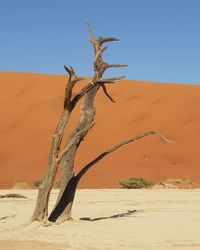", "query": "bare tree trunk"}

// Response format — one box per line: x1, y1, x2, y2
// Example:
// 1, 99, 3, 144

51, 23, 127, 223
48, 131, 172, 223
31, 67, 95, 222
32, 22, 171, 224
50, 86, 99, 222
48, 86, 98, 223
48, 175, 77, 223
31, 110, 70, 221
